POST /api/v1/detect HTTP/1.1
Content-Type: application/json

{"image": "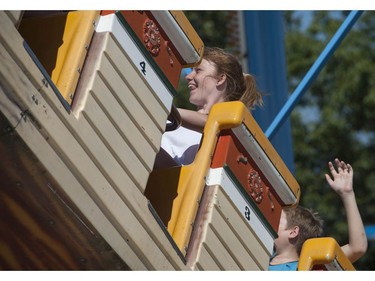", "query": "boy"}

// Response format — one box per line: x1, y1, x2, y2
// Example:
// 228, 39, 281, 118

268, 158, 368, 270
